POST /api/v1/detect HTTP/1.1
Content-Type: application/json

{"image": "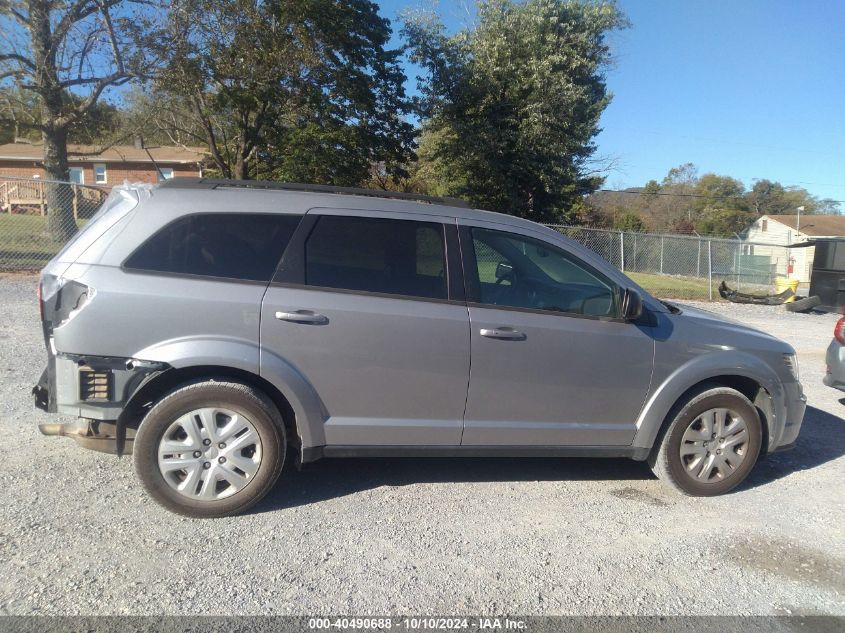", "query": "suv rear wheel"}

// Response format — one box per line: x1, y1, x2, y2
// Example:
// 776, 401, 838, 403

649, 386, 762, 496
134, 380, 286, 518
